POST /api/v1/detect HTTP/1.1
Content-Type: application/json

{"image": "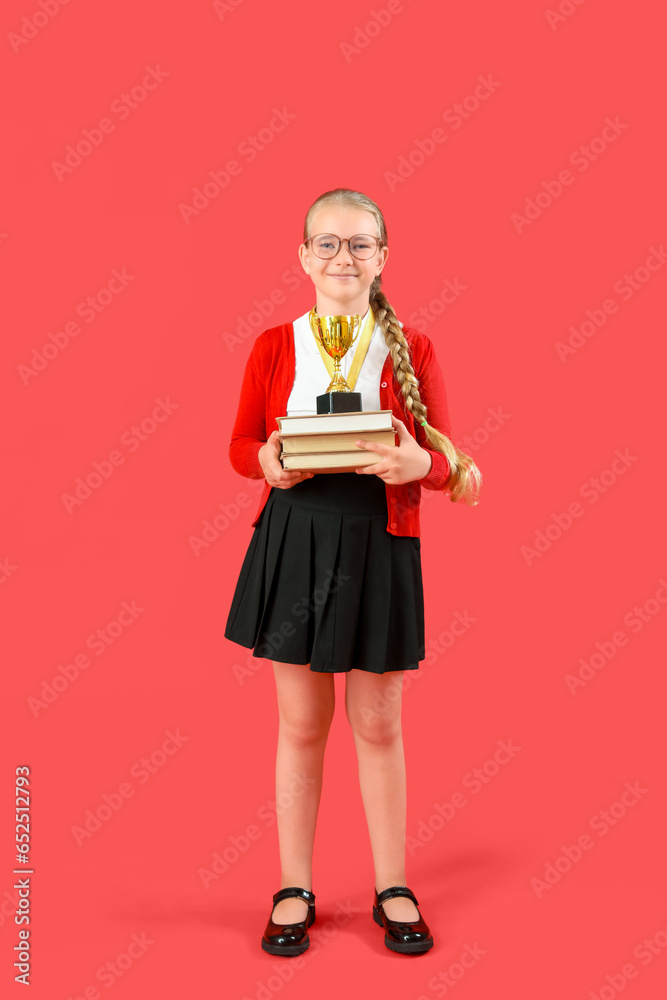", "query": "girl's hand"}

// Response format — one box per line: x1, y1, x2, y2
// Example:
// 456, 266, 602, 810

353, 414, 432, 485
258, 430, 315, 489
